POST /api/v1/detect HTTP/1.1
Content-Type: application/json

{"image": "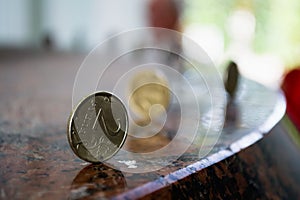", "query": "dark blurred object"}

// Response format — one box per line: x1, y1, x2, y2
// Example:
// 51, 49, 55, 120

282, 67, 300, 132
42, 33, 54, 50
147, 0, 183, 71
148, 0, 181, 31
224, 61, 240, 126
